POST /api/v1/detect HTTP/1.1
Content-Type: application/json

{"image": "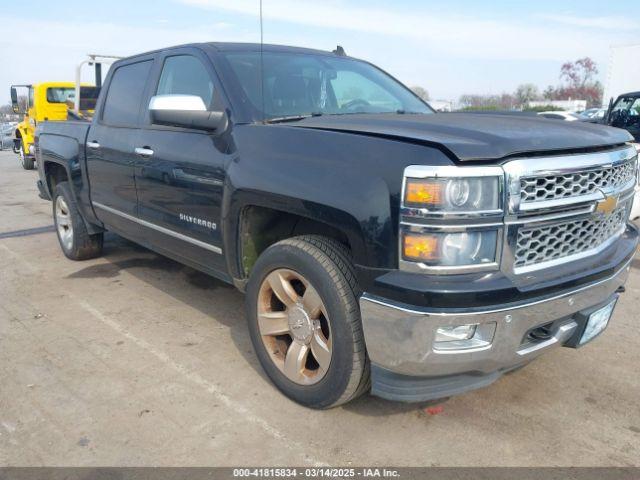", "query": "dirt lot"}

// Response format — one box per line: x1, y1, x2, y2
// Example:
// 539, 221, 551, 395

0, 149, 639, 467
